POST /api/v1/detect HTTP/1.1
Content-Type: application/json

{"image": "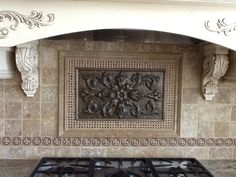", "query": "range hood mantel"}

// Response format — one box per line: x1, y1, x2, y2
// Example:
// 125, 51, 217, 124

0, 1, 236, 50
